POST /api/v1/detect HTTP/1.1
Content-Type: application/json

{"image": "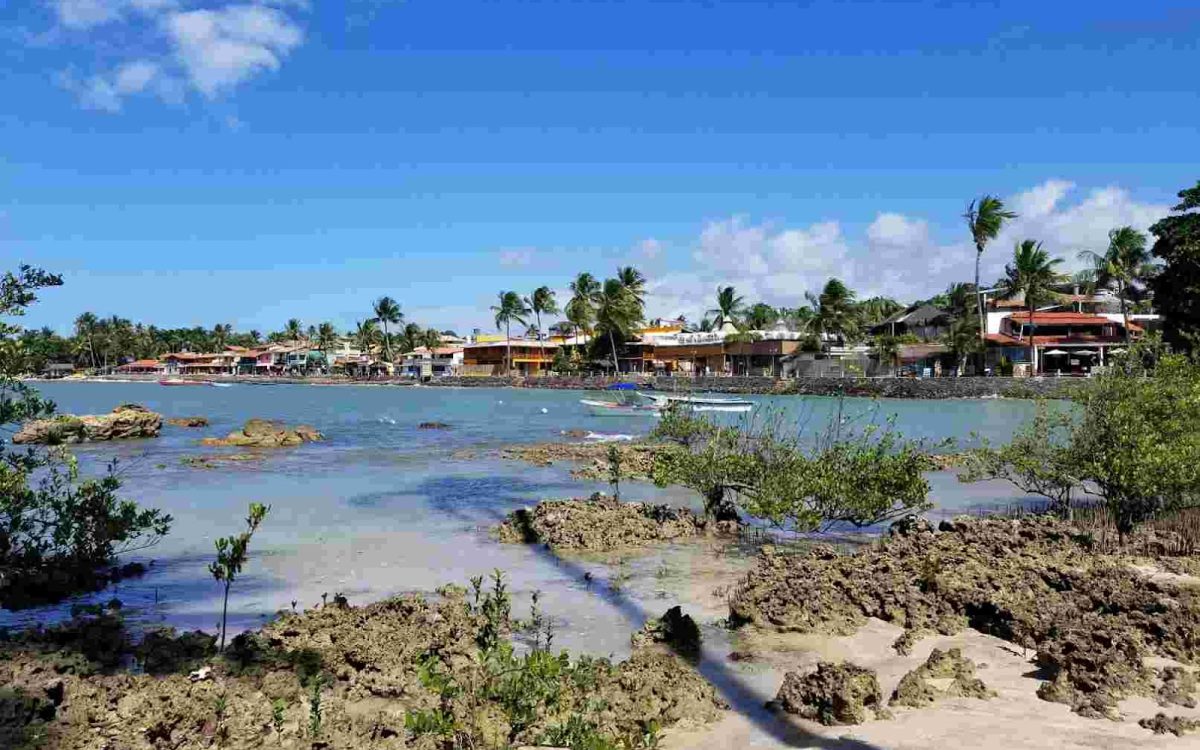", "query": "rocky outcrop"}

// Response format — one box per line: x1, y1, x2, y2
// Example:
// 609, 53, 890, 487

729, 516, 1200, 719
0, 582, 725, 750
12, 404, 162, 444
1140, 714, 1200, 736
770, 662, 889, 725
417, 421, 452, 430
495, 494, 737, 551
890, 648, 995, 708
166, 416, 208, 428
200, 419, 323, 448
632, 606, 702, 658
501, 441, 660, 481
